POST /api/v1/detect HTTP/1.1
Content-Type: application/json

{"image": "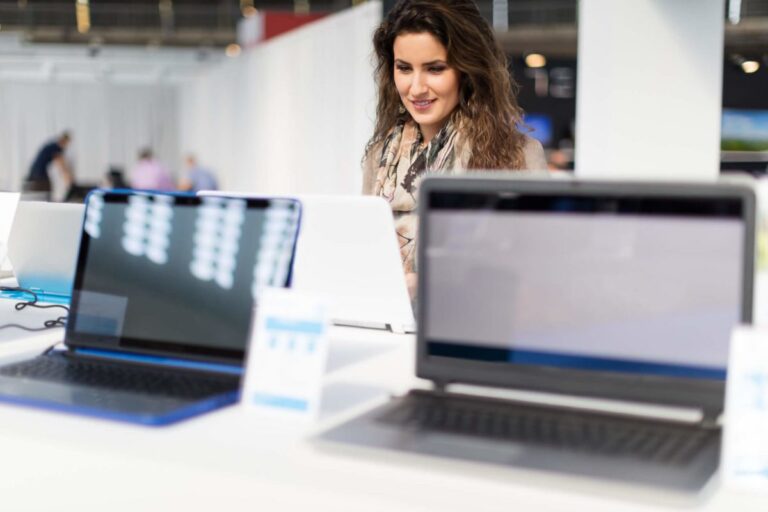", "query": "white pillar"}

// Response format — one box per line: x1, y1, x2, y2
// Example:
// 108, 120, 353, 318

575, 0, 725, 180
